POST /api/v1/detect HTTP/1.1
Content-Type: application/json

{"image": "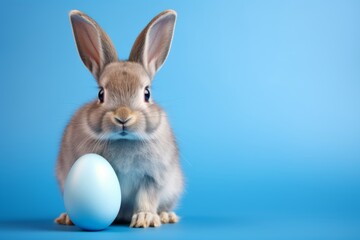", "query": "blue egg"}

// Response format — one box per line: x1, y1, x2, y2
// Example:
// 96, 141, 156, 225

64, 153, 121, 231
